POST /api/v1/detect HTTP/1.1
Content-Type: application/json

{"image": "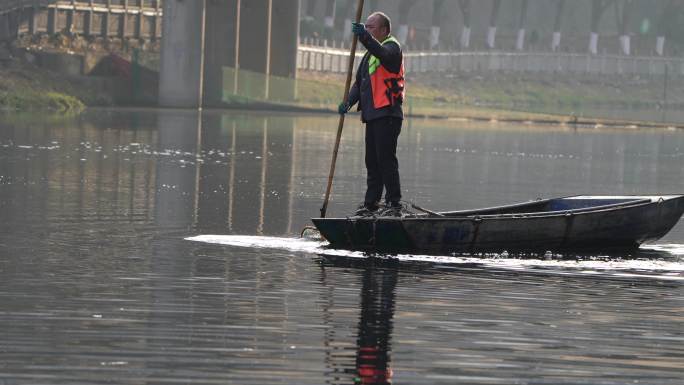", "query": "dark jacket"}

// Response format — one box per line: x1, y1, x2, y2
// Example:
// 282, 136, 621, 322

347, 31, 404, 123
